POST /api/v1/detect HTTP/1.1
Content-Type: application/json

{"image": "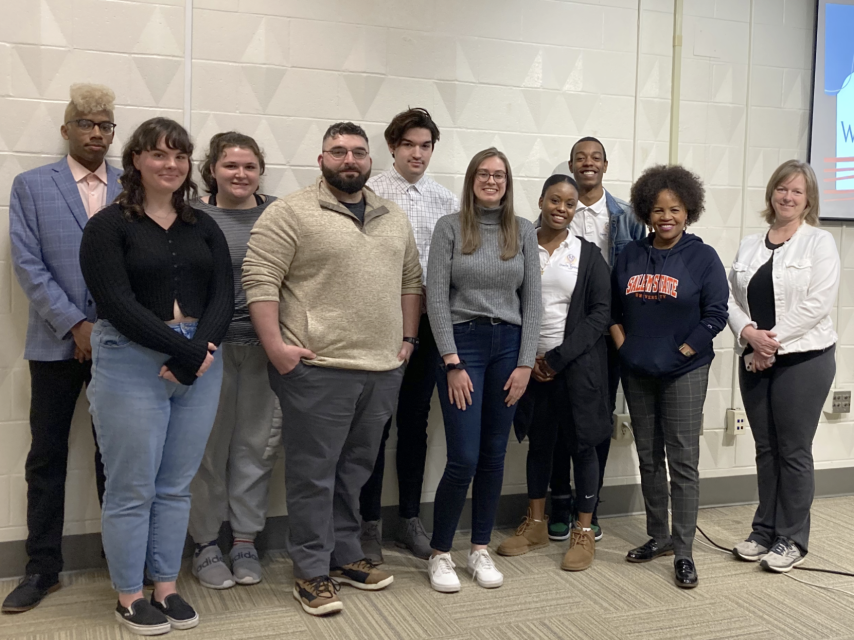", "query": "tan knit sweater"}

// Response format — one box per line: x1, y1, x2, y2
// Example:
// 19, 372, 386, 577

242, 177, 423, 371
